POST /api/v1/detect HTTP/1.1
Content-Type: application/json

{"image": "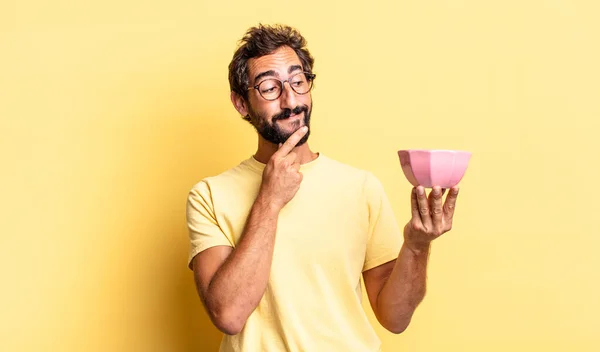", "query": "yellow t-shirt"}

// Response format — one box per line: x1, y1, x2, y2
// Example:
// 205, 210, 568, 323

186, 154, 403, 352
